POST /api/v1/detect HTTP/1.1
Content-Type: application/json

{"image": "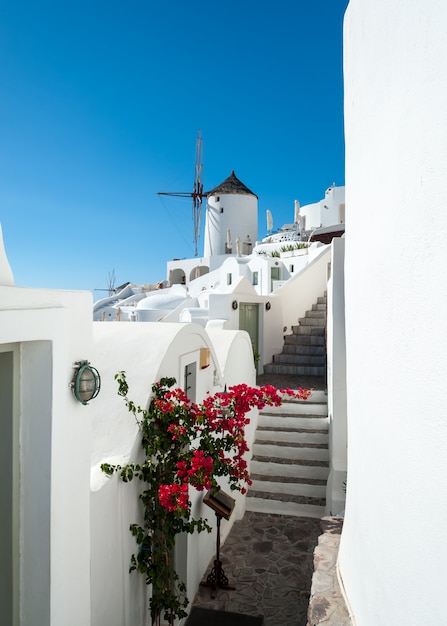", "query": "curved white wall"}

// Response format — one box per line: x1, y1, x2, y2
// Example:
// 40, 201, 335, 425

204, 193, 258, 257
90, 322, 259, 625
340, 1, 447, 624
